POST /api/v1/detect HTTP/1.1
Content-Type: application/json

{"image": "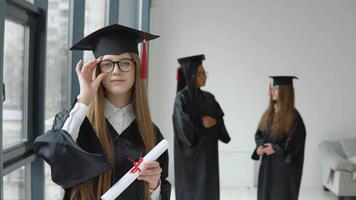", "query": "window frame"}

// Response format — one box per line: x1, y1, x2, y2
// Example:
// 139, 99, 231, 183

2, 0, 39, 176
0, 0, 47, 200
